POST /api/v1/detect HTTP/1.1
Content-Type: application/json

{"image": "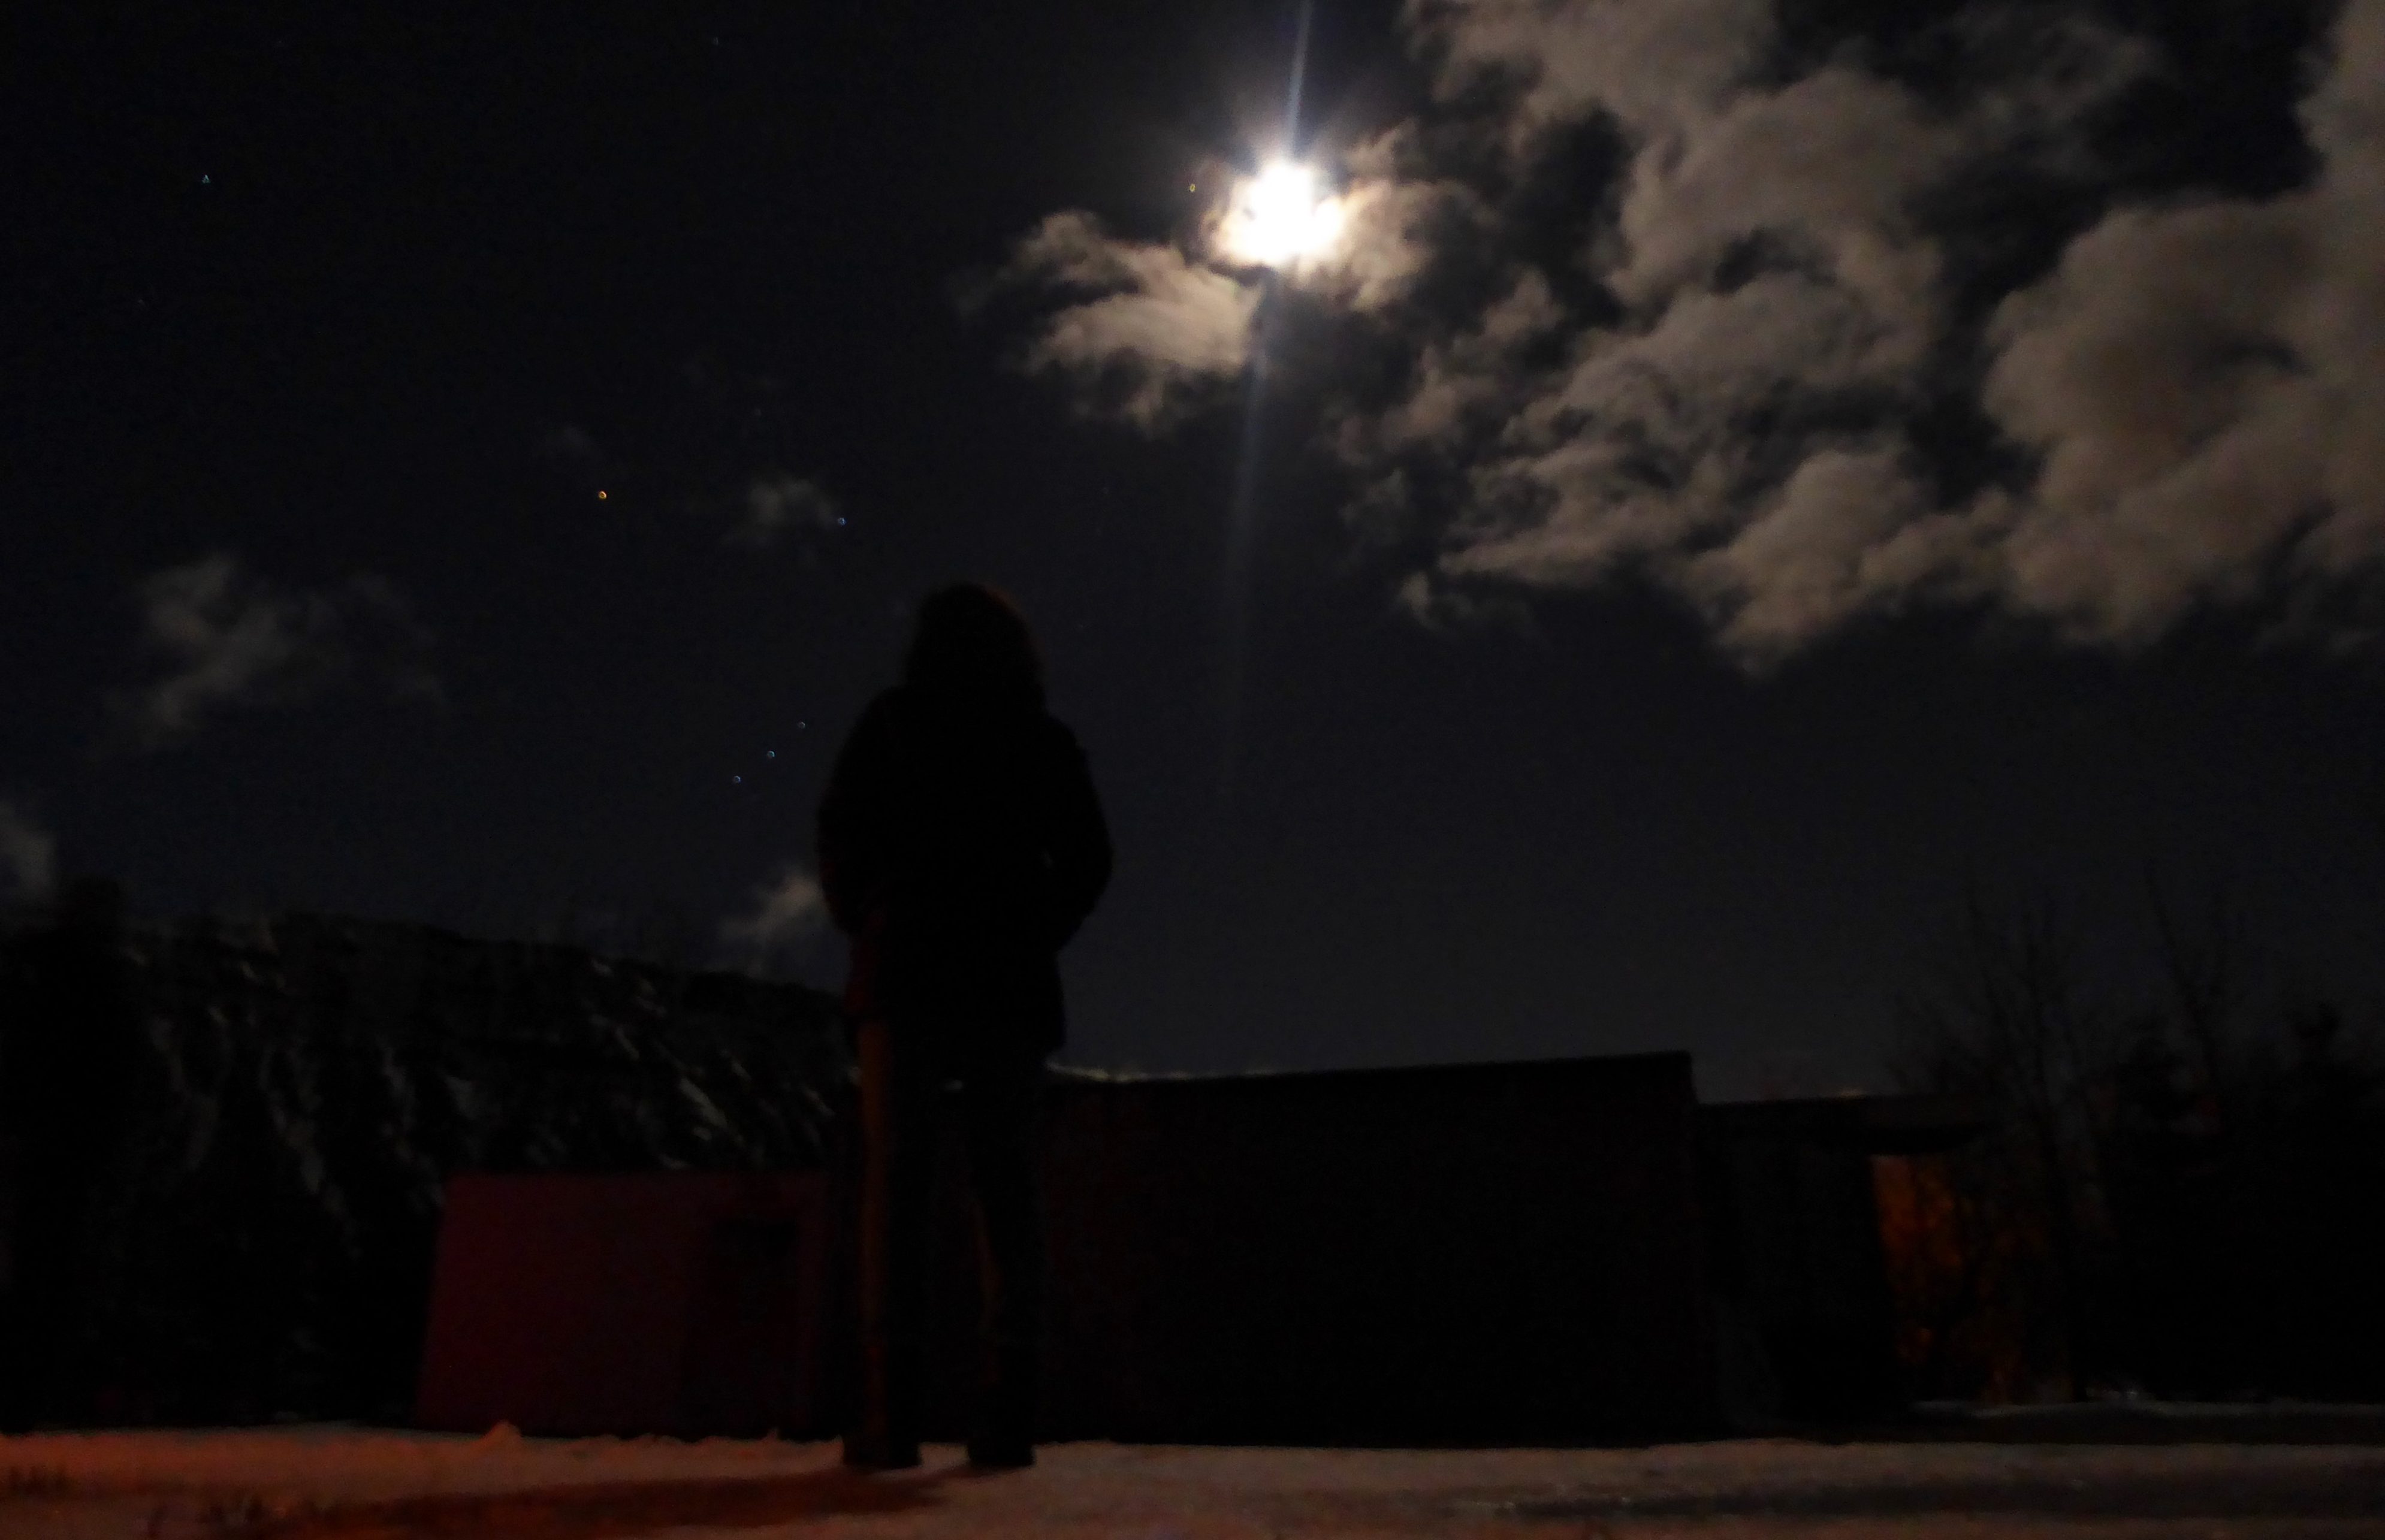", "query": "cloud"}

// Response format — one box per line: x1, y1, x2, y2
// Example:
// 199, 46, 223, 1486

1382, 0, 2385, 661
0, 800, 55, 903
1970, 0, 2385, 645
997, 212, 1263, 431
1341, 0, 2167, 664
533, 424, 605, 482
1299, 173, 1475, 314
1000, 0, 2385, 664
718, 865, 829, 973
110, 553, 442, 750
730, 472, 842, 549
1427, 0, 1777, 140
